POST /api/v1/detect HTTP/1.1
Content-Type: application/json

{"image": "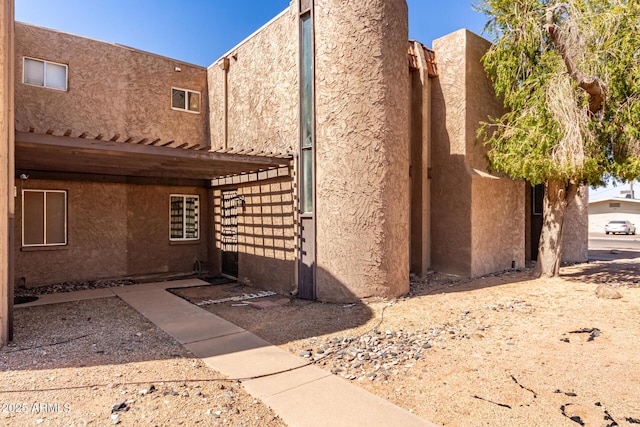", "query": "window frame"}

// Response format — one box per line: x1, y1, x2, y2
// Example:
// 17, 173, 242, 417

171, 87, 201, 113
22, 189, 68, 248
23, 57, 68, 91
169, 194, 200, 241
